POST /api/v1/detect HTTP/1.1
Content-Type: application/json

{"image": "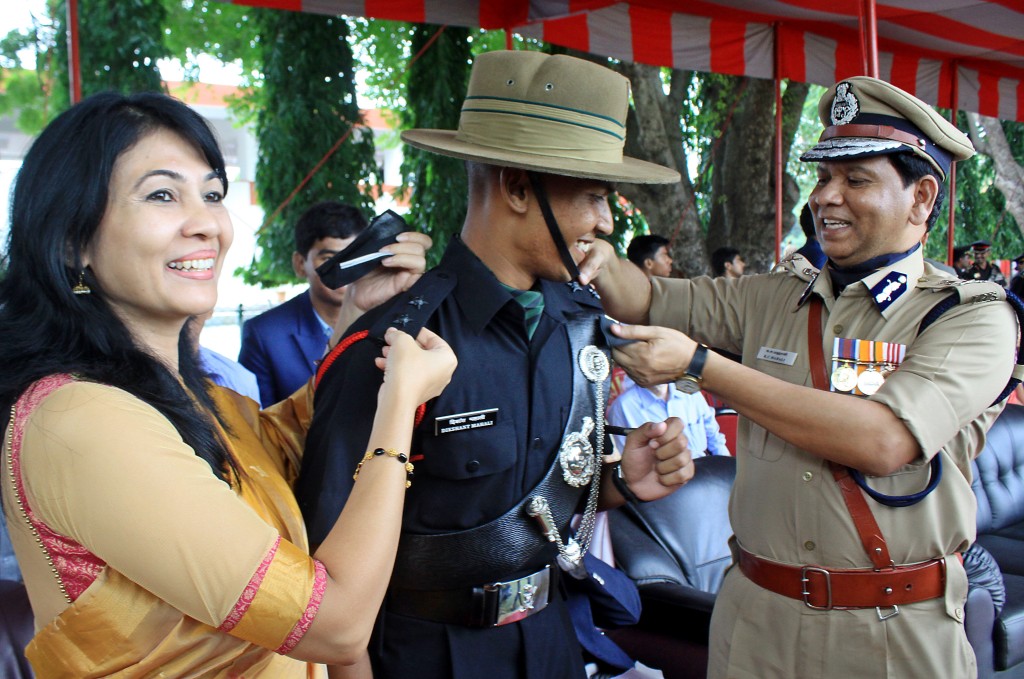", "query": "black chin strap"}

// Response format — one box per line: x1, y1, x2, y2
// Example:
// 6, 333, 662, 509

528, 171, 581, 282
